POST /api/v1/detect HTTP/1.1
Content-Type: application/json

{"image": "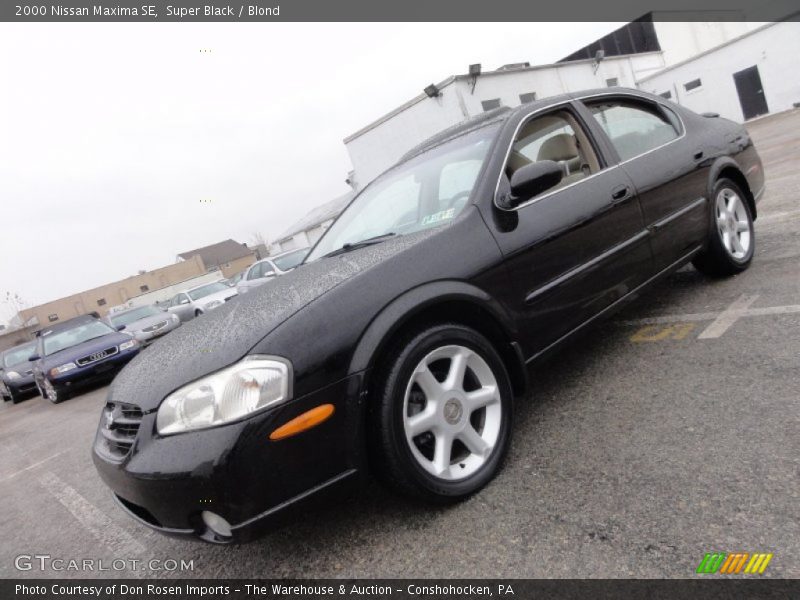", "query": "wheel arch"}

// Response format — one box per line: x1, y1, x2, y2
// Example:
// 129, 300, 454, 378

709, 158, 757, 220
350, 281, 528, 400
